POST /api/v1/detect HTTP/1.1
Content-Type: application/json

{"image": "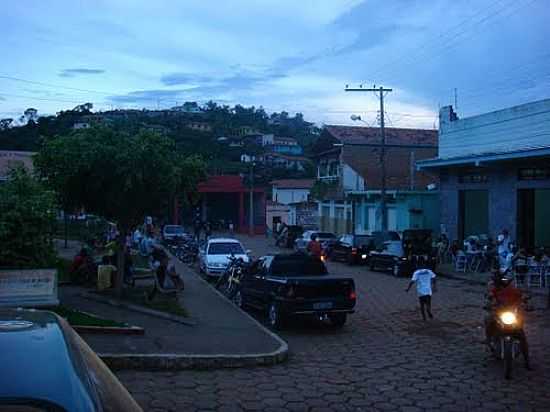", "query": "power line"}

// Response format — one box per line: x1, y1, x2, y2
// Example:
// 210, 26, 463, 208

0, 92, 97, 105
0, 75, 113, 96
